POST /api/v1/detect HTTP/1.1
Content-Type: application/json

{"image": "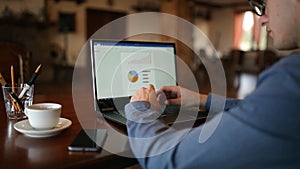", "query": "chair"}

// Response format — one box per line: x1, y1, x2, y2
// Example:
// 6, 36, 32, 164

223, 50, 245, 90
257, 50, 278, 72
0, 42, 31, 84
